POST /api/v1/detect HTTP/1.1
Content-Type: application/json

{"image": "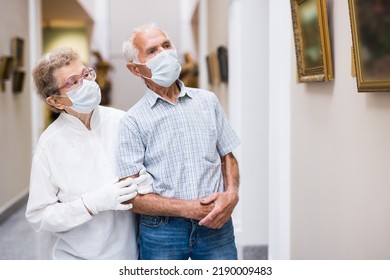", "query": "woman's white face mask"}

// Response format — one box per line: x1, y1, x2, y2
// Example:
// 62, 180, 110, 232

65, 79, 102, 114
135, 50, 181, 88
